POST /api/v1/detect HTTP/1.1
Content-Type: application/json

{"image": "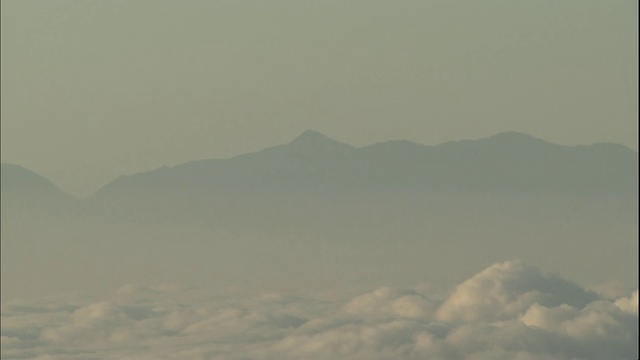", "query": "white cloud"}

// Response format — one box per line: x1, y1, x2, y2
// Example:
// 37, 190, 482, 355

2, 260, 637, 360
434, 260, 599, 324
344, 286, 436, 320
615, 289, 639, 315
